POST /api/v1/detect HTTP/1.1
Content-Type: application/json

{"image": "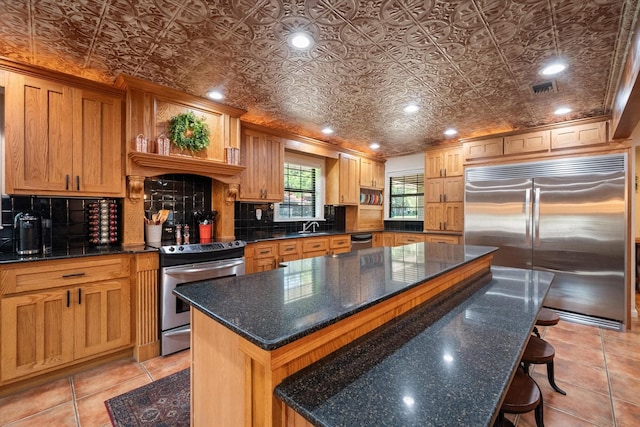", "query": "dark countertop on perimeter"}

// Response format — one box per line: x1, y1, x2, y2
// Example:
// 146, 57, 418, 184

274, 266, 554, 427
174, 243, 497, 350
0, 244, 156, 264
